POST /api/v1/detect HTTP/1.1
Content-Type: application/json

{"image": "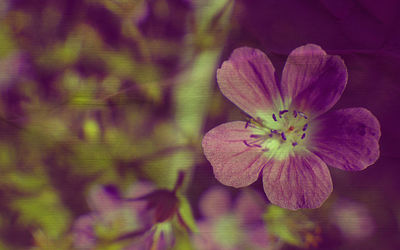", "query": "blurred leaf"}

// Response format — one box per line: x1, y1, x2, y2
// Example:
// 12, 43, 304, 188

11, 190, 71, 239
5, 172, 47, 193
263, 205, 315, 247
0, 143, 15, 169
177, 194, 198, 233
174, 49, 220, 140
143, 149, 194, 189
35, 37, 81, 70
193, 0, 232, 33
72, 143, 114, 175
0, 23, 15, 57
84, 119, 100, 141
173, 232, 194, 250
